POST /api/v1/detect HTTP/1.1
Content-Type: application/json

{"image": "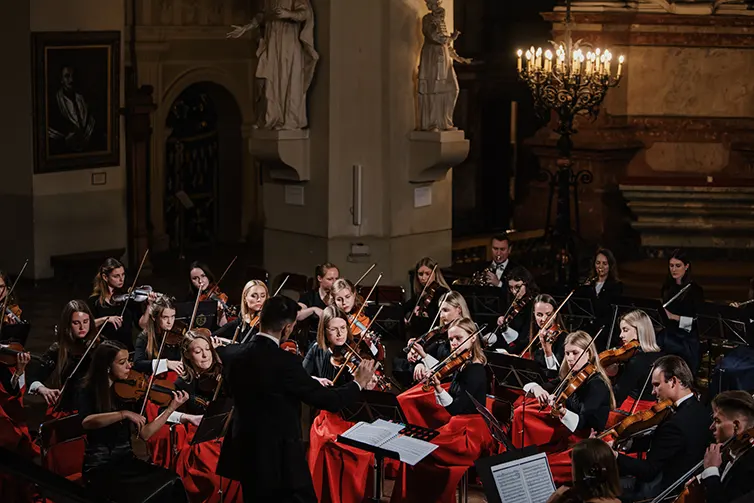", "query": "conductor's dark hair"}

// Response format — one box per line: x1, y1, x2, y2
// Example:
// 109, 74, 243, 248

260, 295, 301, 332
